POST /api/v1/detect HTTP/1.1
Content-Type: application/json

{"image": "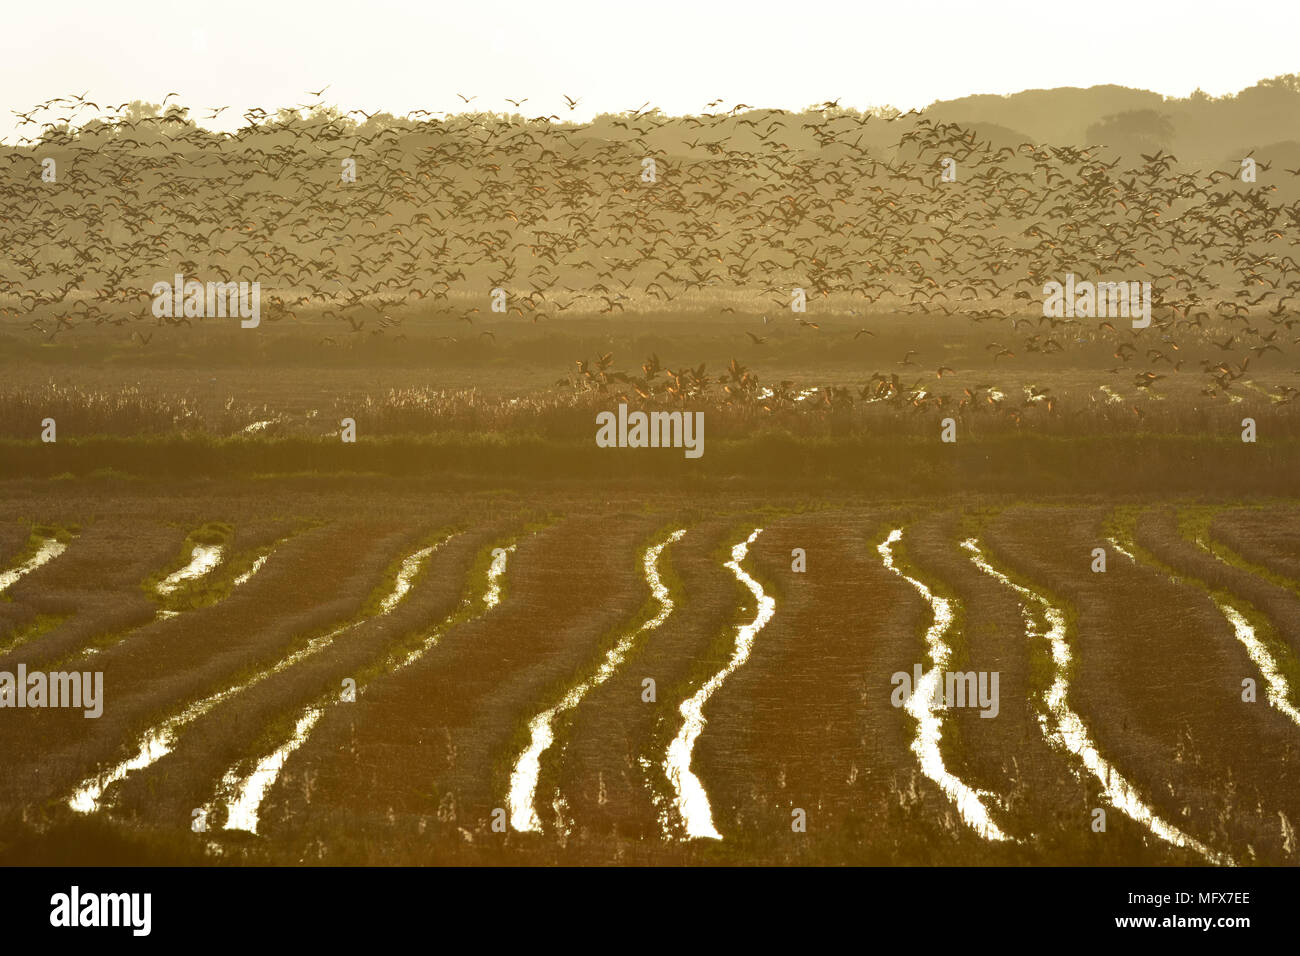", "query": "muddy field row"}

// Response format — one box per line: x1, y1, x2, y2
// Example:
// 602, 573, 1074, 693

0, 488, 1297, 865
